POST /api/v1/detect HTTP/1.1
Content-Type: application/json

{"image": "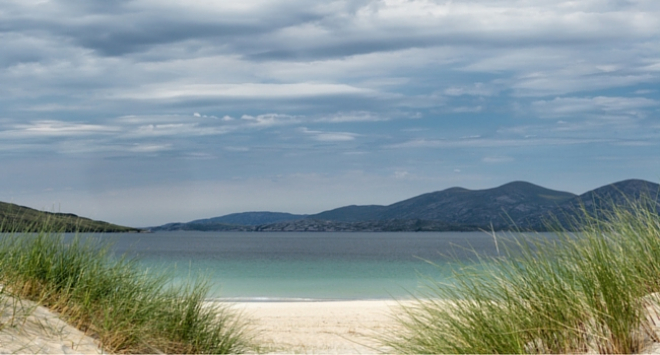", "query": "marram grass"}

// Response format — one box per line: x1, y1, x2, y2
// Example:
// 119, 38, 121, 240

385, 200, 660, 354
0, 228, 252, 354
